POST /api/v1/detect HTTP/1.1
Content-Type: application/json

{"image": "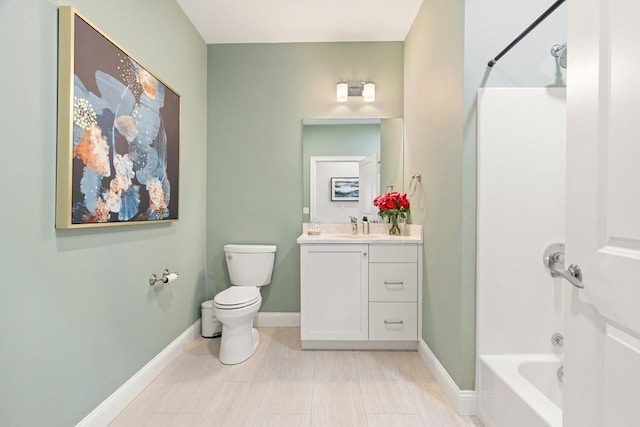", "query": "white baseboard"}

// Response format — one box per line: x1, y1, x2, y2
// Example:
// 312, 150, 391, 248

418, 339, 476, 416
76, 319, 202, 427
254, 312, 300, 327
